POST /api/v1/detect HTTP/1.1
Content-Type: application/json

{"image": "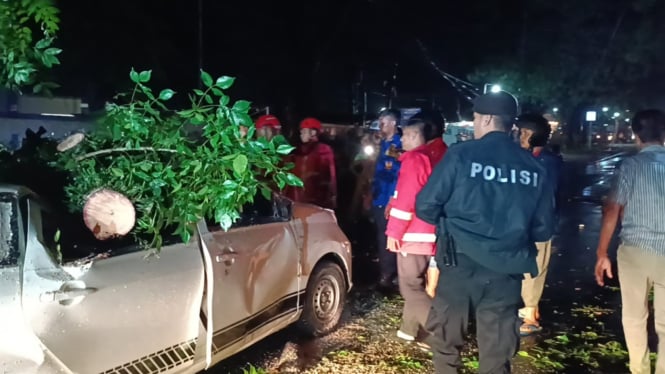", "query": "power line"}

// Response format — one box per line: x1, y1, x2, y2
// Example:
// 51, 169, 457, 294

415, 39, 481, 102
